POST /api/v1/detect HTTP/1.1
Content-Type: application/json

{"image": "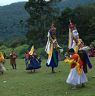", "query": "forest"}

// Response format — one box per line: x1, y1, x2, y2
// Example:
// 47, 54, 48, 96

0, 0, 95, 58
